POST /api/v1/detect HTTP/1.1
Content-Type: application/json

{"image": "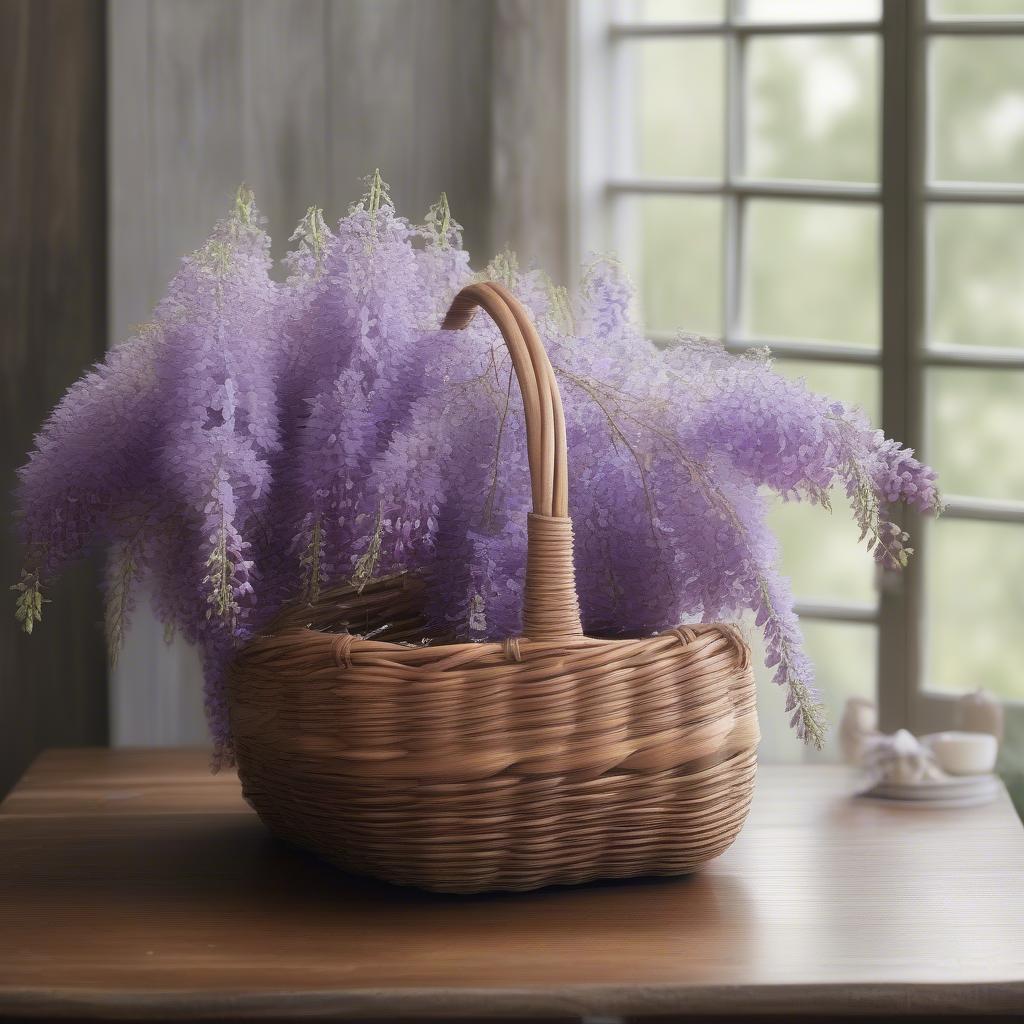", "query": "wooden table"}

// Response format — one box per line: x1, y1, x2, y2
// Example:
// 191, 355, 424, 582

1, 750, 1022, 1021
